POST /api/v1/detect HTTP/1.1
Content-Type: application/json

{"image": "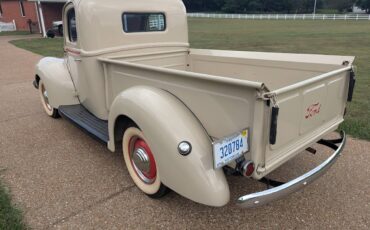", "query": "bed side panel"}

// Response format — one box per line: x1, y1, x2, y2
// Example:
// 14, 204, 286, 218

104, 62, 258, 141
